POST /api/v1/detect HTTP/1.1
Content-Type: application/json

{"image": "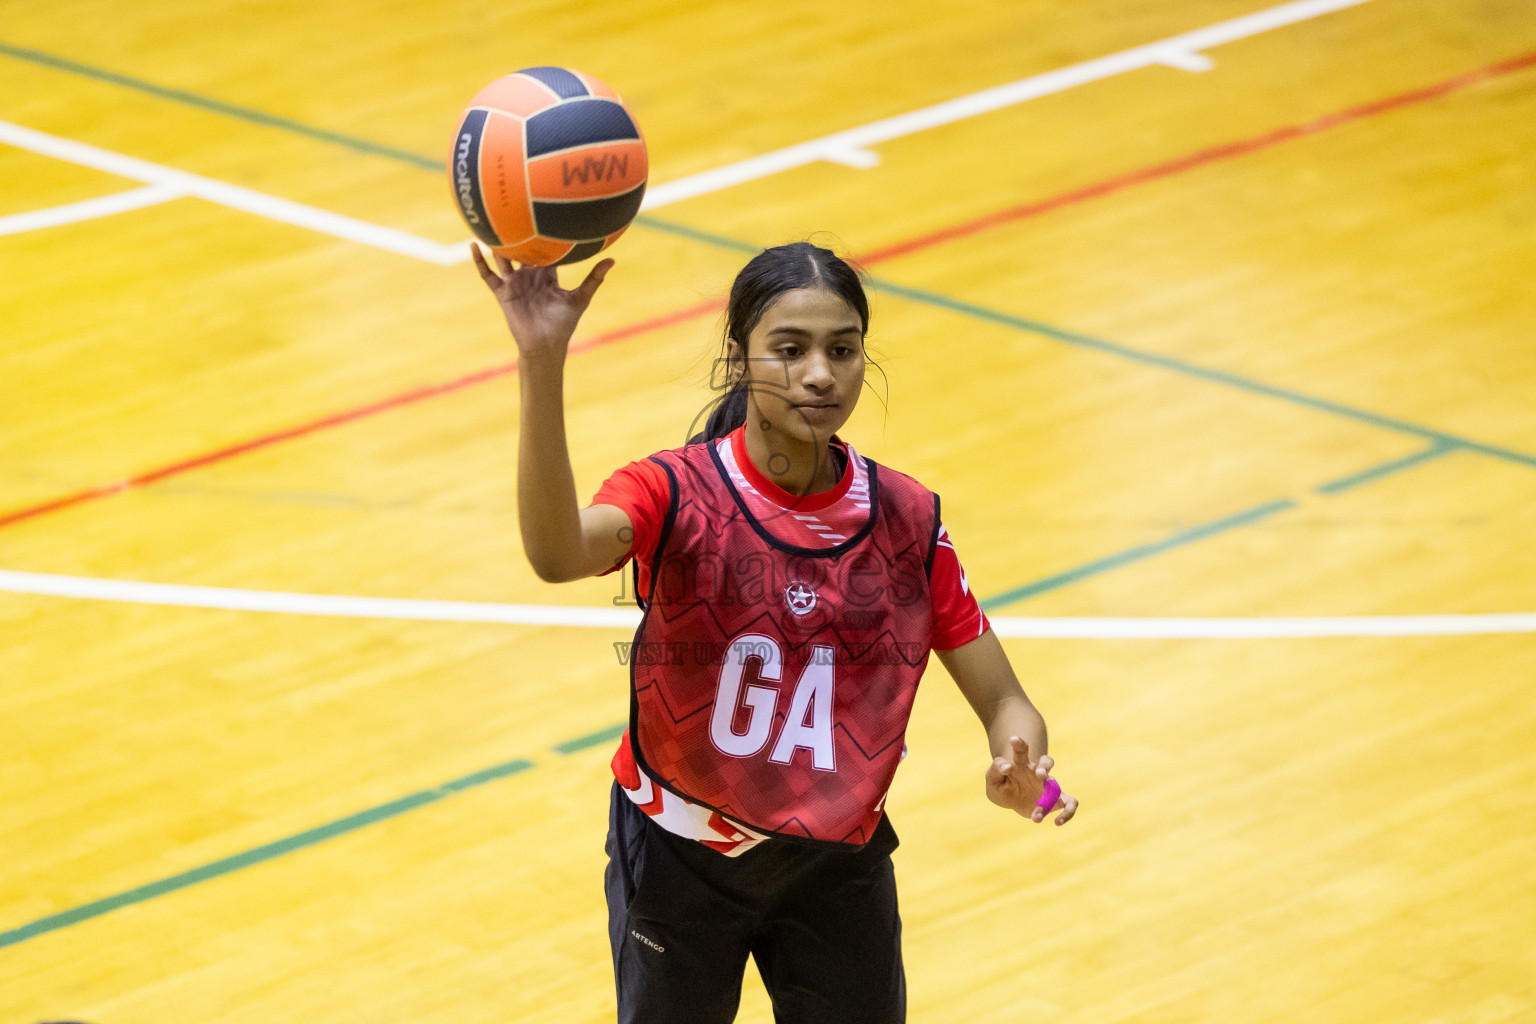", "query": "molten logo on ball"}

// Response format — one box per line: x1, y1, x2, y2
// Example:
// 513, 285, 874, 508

454, 133, 481, 226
